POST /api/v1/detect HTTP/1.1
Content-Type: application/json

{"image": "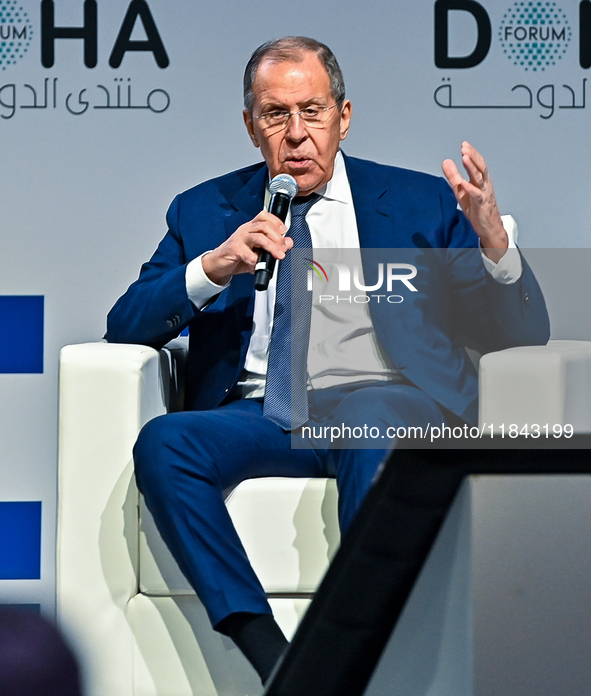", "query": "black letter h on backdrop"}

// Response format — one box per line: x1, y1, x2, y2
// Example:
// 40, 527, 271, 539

41, 0, 98, 68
